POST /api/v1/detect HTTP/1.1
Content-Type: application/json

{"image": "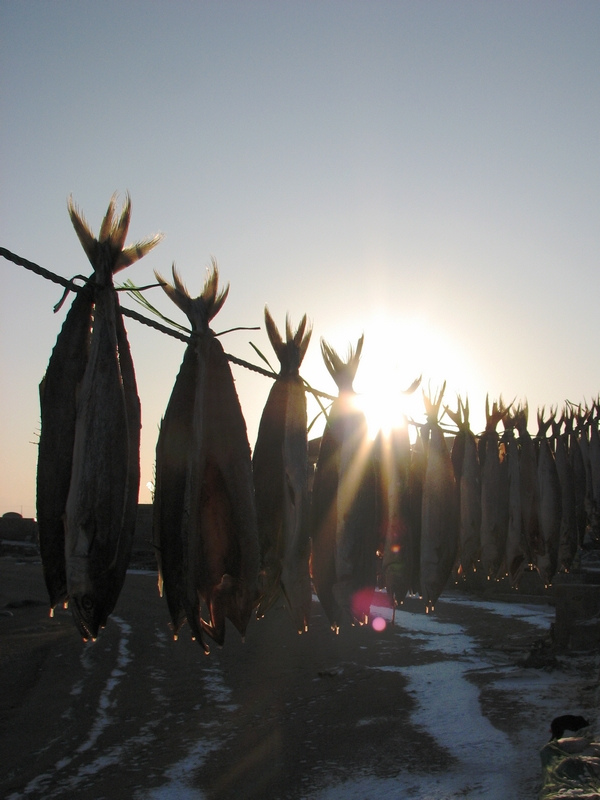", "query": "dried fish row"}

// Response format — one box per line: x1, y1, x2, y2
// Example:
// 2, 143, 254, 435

30, 197, 599, 632
379, 393, 599, 603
